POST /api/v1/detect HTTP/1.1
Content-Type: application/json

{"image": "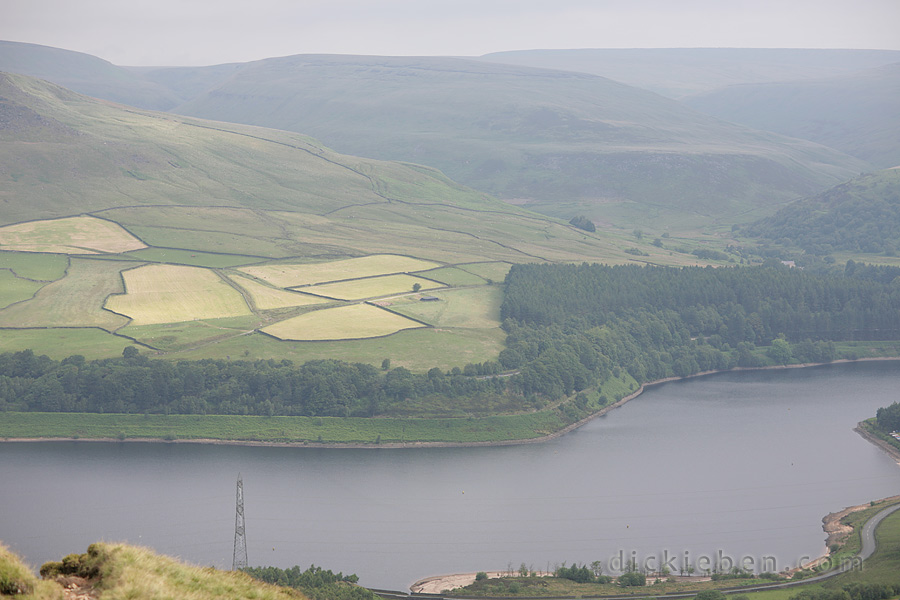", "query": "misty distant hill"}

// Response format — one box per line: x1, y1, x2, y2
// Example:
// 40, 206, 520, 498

684, 63, 900, 169
478, 48, 900, 98
0, 43, 873, 228
743, 168, 900, 256
165, 53, 867, 228
0, 40, 179, 110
